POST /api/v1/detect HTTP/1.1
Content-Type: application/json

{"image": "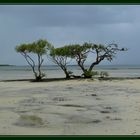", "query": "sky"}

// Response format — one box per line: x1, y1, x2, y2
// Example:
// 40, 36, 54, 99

0, 5, 140, 65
